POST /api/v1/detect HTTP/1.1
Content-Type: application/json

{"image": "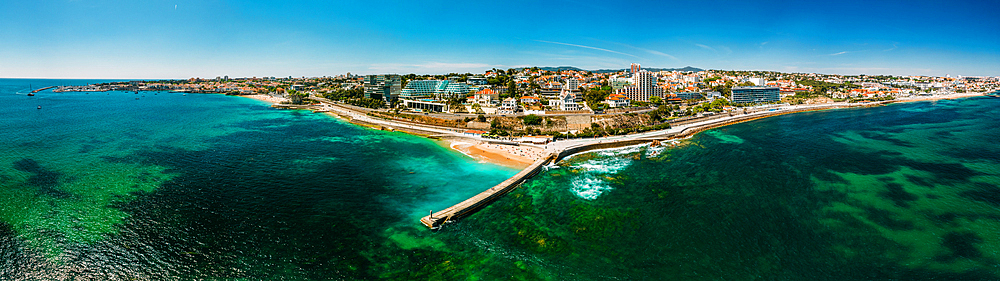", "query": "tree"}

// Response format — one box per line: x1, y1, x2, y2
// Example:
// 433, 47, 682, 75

506, 80, 519, 98
450, 98, 467, 113
650, 96, 662, 106
581, 86, 613, 109
522, 114, 542, 126
287, 89, 308, 104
